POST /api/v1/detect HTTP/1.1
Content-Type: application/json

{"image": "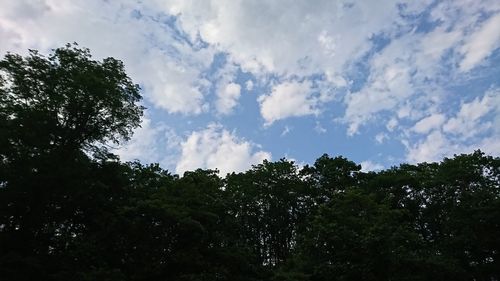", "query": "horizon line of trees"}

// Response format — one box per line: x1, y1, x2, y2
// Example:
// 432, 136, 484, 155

1, 45, 499, 281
